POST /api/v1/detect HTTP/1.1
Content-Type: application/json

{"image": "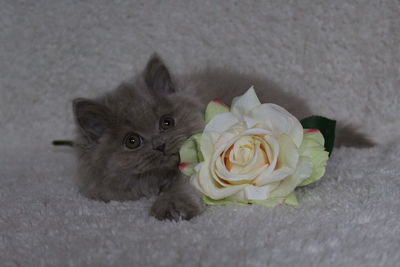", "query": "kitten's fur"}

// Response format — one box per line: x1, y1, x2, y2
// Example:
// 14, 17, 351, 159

73, 54, 374, 221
